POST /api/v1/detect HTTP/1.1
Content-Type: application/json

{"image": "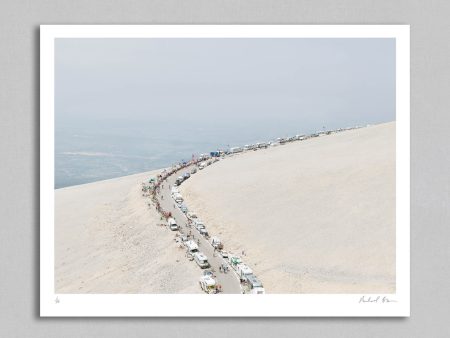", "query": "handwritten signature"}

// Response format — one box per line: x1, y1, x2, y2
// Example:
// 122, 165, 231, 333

359, 296, 397, 304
